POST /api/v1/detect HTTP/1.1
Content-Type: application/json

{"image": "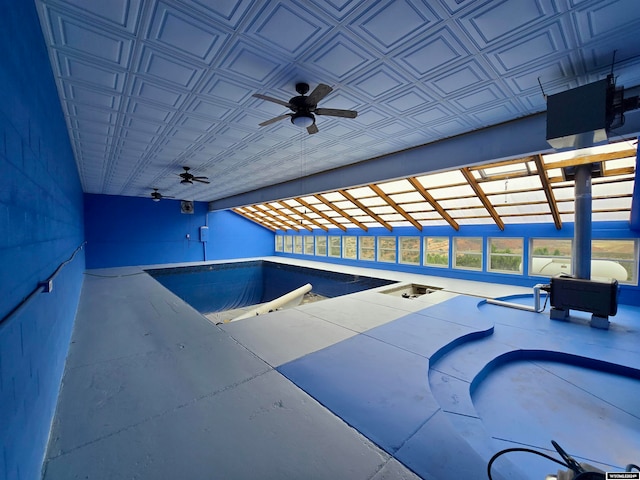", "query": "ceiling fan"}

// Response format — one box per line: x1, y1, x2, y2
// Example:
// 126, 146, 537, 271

179, 166, 210, 185
253, 82, 357, 134
150, 188, 174, 202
